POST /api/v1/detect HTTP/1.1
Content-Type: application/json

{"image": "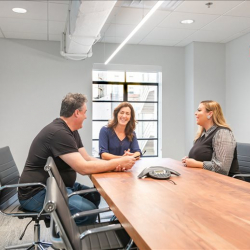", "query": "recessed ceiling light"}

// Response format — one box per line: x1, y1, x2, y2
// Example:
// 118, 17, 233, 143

12, 8, 27, 14
181, 19, 194, 24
